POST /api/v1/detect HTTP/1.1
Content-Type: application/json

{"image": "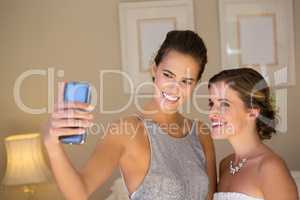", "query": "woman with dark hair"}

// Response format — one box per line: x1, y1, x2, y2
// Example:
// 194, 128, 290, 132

208, 68, 298, 200
44, 30, 217, 200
